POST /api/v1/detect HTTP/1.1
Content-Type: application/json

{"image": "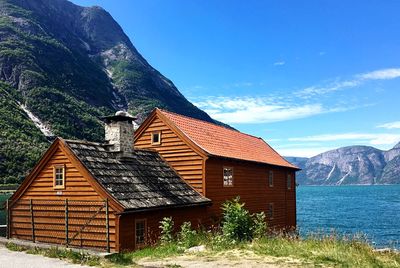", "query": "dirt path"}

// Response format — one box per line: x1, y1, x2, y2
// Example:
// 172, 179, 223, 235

138, 249, 305, 268
0, 246, 90, 268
